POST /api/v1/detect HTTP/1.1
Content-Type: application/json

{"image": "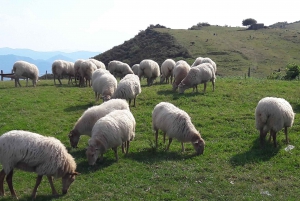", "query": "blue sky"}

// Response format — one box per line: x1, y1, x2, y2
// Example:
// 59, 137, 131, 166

0, 0, 298, 52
